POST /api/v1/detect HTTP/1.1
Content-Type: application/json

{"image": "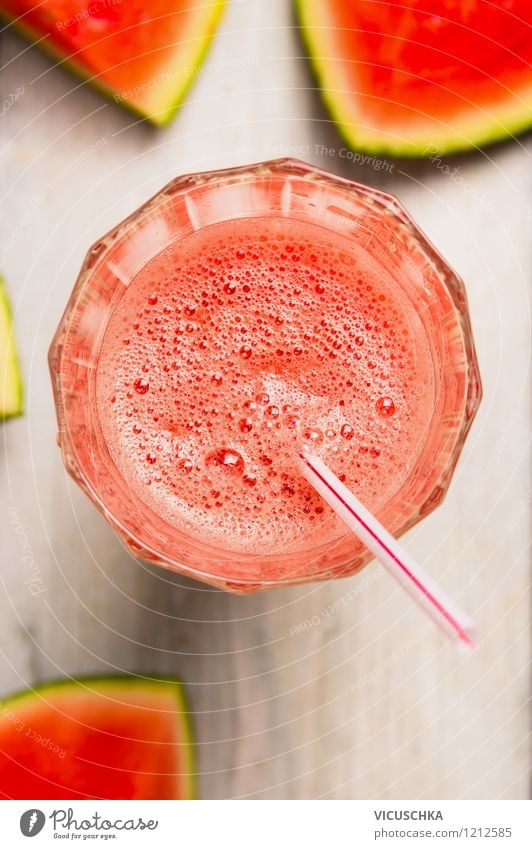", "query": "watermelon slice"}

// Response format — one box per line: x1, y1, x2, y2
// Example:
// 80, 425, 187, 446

296, 0, 532, 156
0, 676, 195, 799
0, 1, 225, 125
0, 274, 23, 419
